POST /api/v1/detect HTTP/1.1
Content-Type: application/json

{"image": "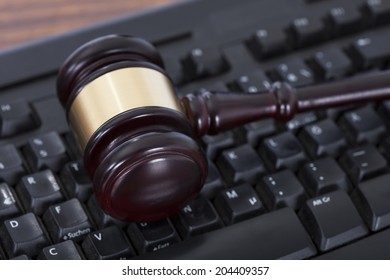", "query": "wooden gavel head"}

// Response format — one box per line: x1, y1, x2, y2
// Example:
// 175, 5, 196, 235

57, 35, 208, 222
57, 34, 390, 222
